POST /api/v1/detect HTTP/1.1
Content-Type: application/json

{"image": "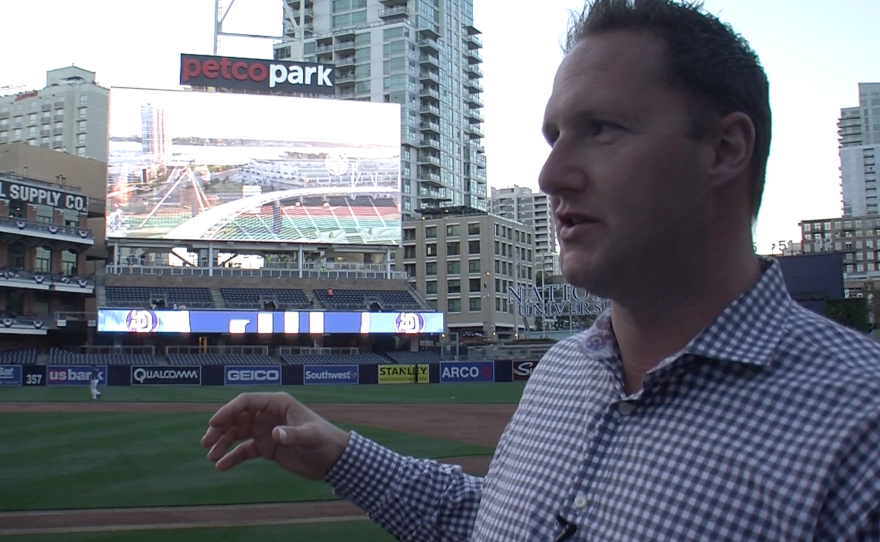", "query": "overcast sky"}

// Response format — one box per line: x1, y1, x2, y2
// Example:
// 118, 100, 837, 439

2, 0, 879, 253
